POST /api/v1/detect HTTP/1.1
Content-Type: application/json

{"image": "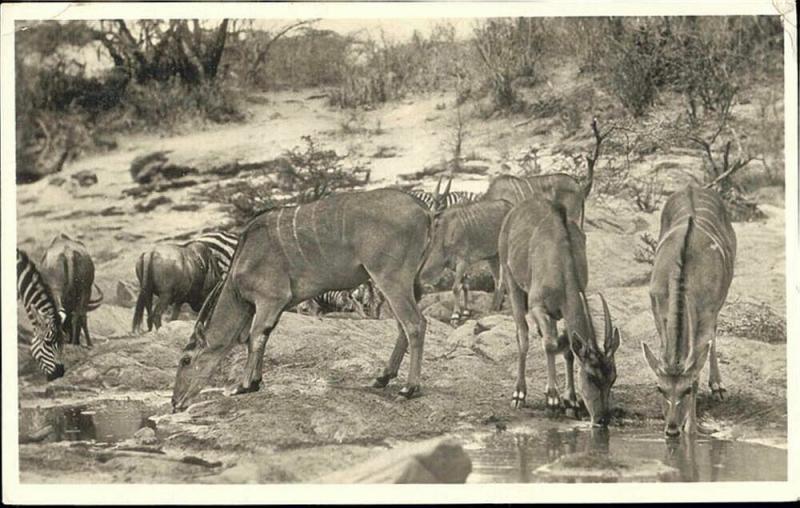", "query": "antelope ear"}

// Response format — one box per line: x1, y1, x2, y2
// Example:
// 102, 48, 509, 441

641, 341, 662, 376
606, 327, 621, 357
683, 340, 712, 377
570, 332, 588, 361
